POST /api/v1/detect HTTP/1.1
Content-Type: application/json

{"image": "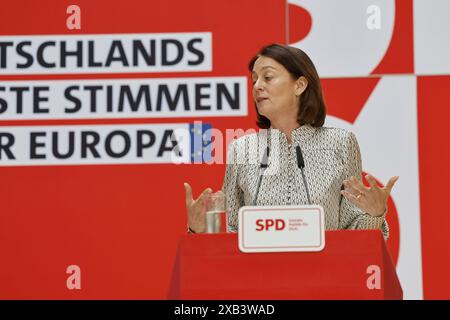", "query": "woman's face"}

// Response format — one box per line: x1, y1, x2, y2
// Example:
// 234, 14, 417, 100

251, 56, 306, 123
